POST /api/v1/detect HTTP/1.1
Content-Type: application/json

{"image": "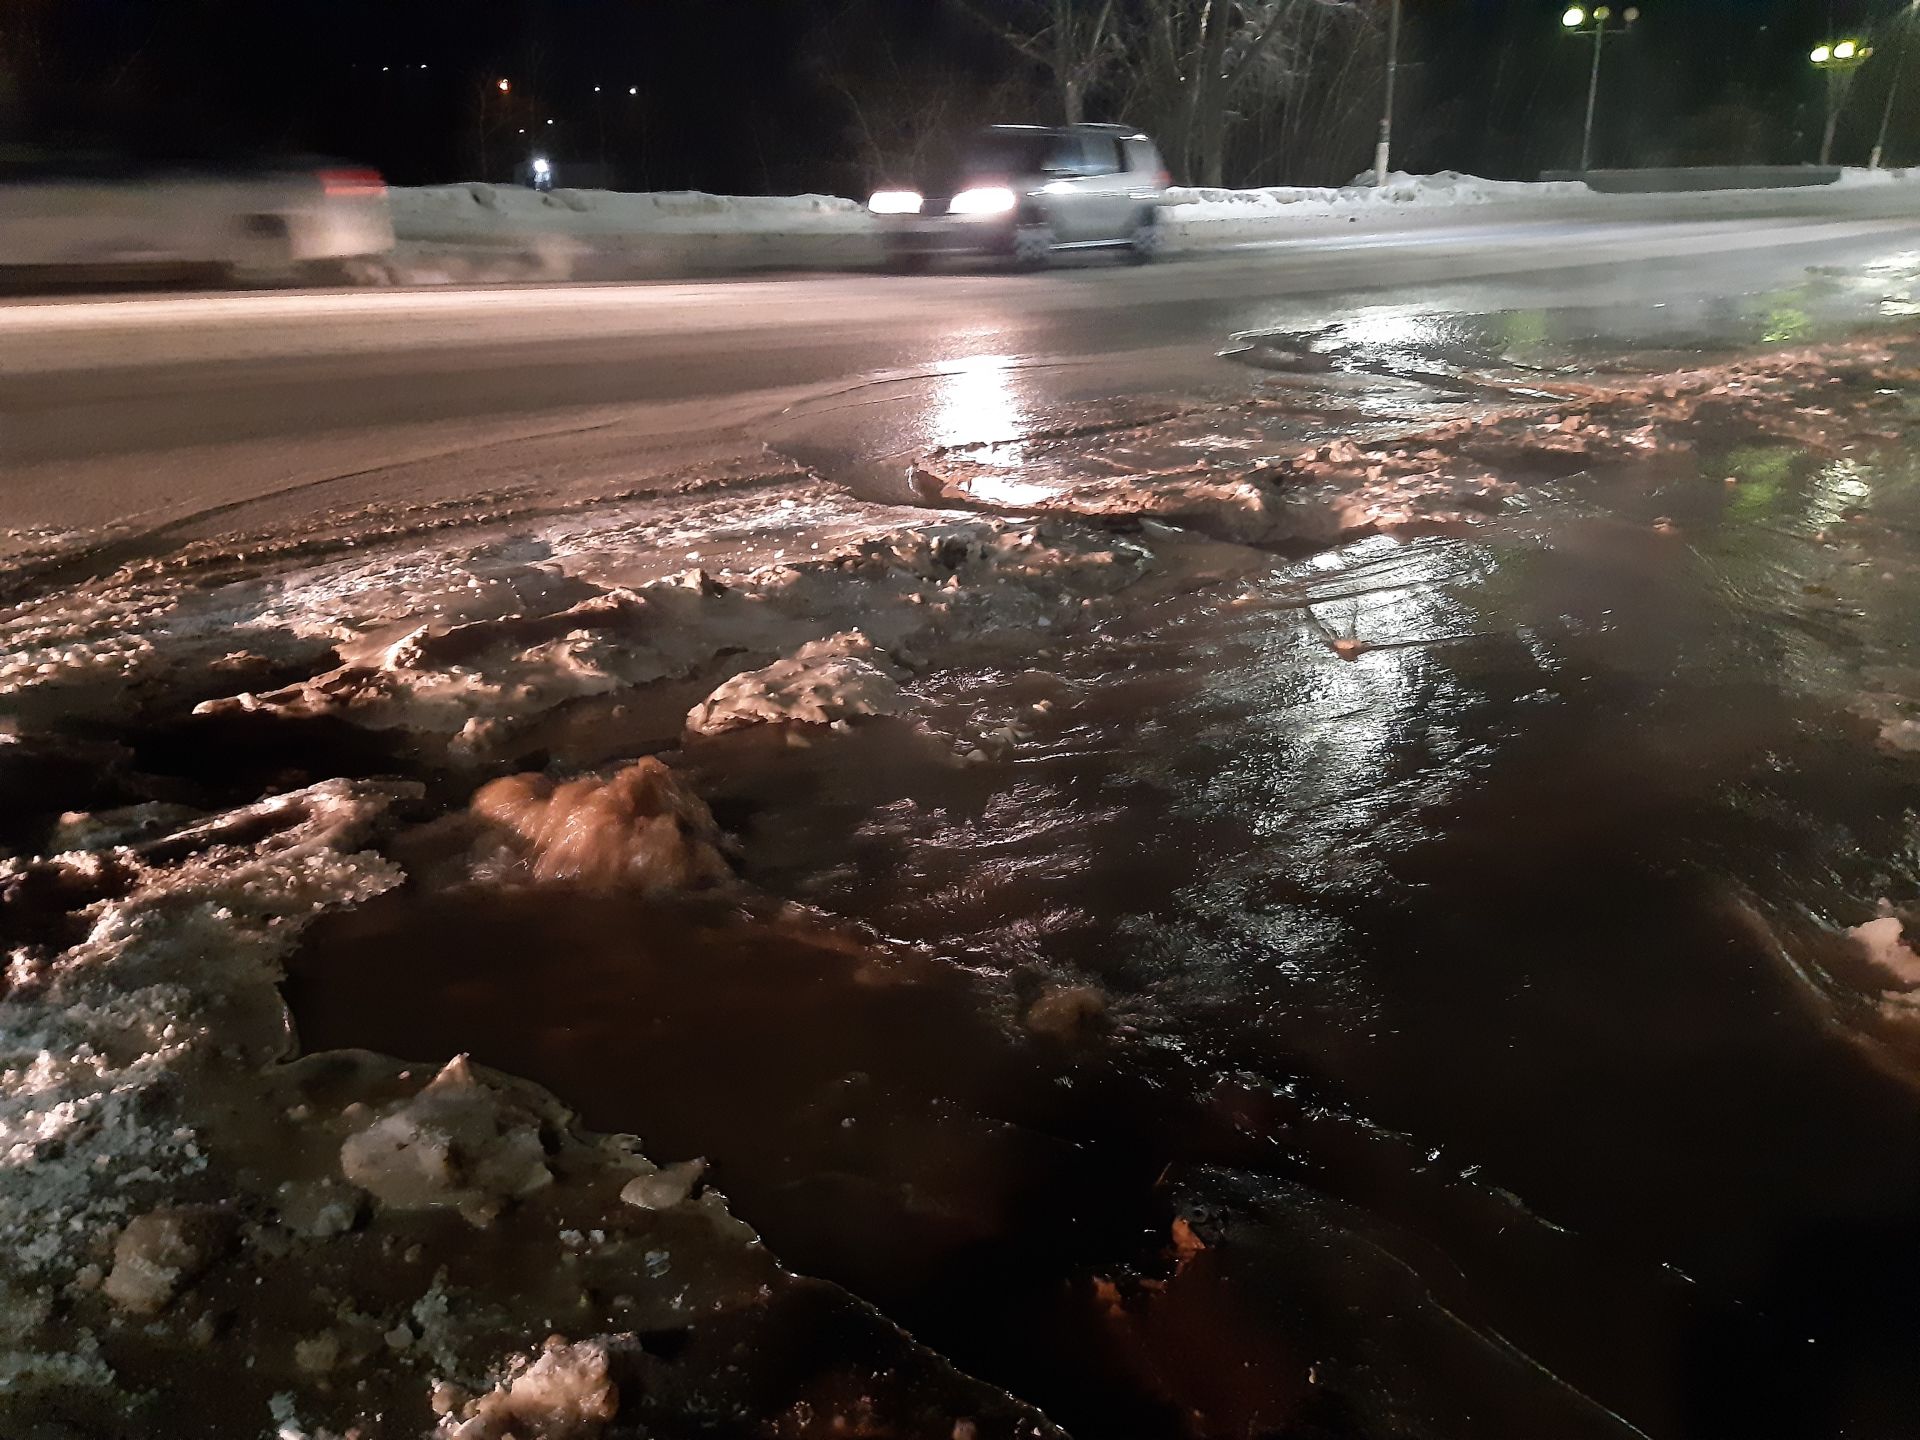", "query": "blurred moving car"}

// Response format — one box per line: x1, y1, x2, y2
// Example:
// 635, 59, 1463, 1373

0, 149, 395, 285
869, 123, 1171, 269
